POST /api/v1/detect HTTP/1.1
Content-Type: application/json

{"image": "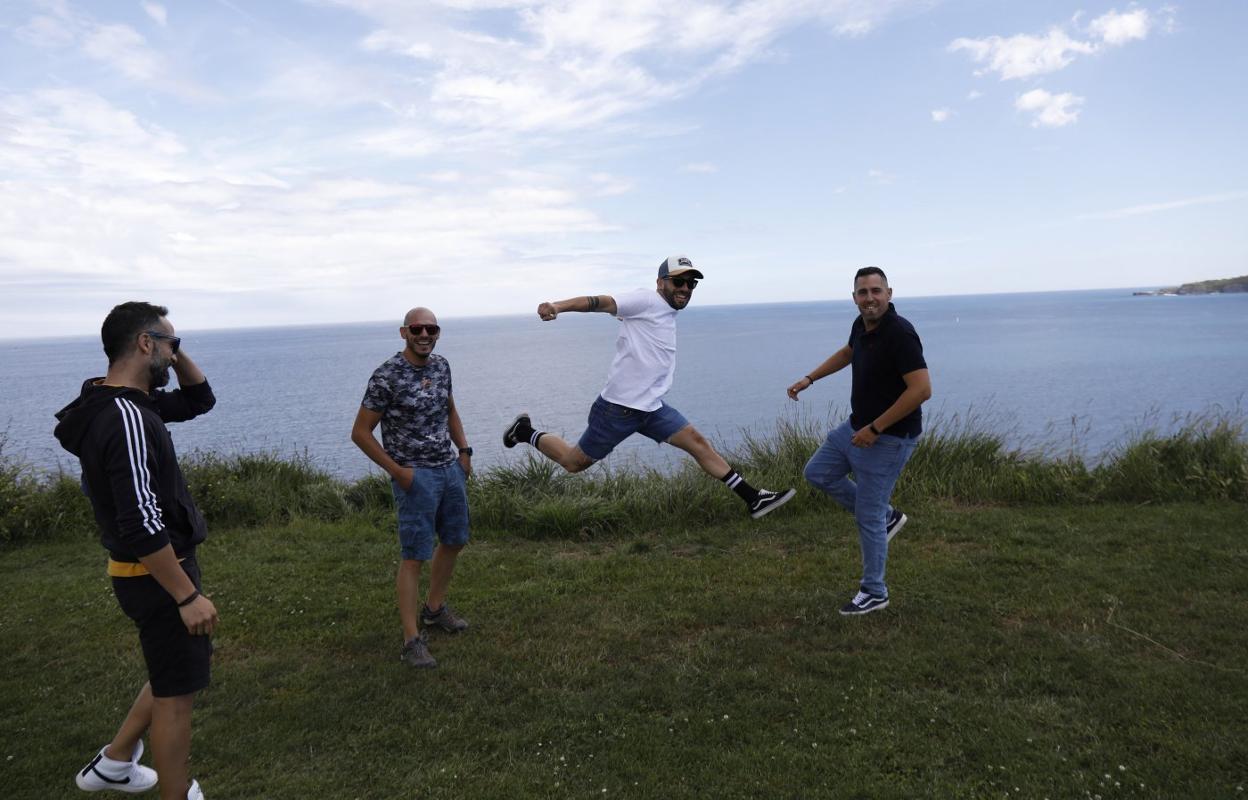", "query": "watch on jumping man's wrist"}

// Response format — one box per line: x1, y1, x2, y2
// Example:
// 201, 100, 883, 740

458, 447, 474, 457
